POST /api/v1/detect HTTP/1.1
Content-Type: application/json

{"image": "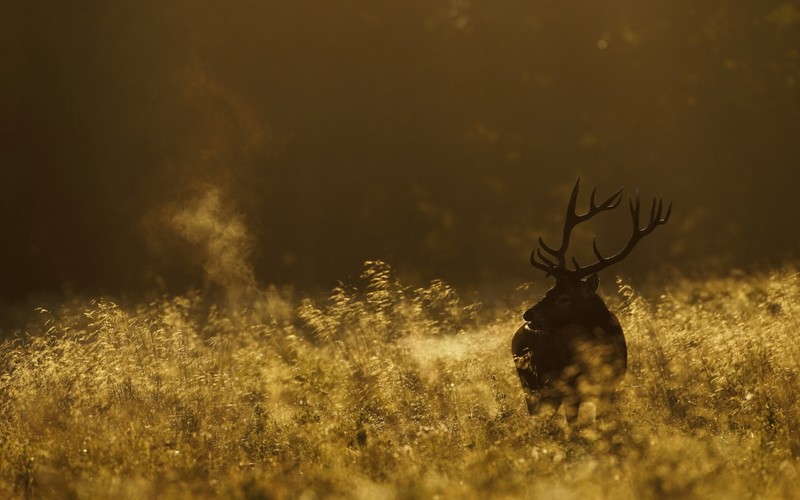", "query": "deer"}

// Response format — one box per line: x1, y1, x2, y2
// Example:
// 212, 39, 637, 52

512, 178, 671, 431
